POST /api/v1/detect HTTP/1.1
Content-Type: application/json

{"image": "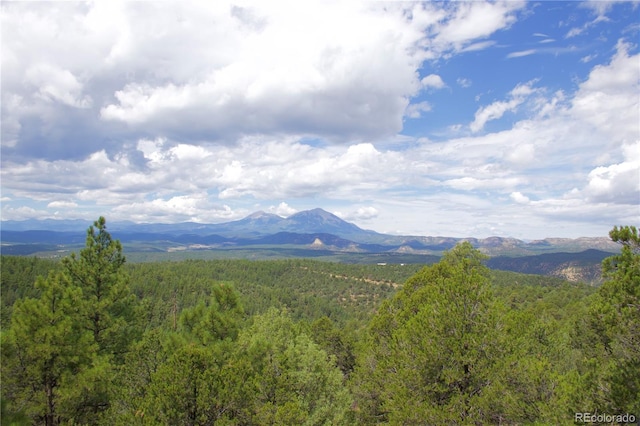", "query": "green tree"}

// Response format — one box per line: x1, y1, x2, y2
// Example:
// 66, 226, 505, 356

584, 225, 640, 412
62, 217, 138, 360
179, 282, 244, 345
310, 316, 356, 378
141, 343, 236, 425
353, 242, 533, 424
112, 283, 248, 425
103, 328, 169, 424
237, 308, 352, 425
2, 217, 139, 425
1, 272, 96, 425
